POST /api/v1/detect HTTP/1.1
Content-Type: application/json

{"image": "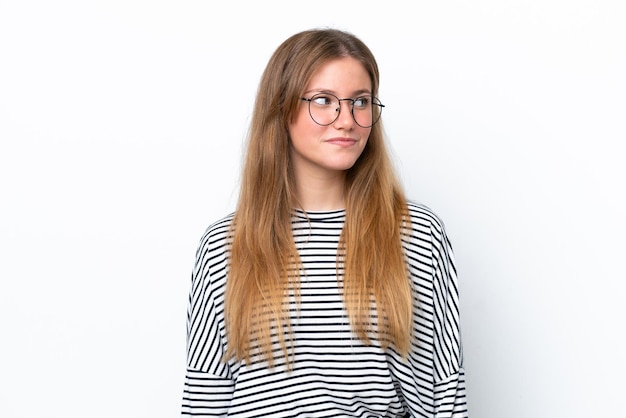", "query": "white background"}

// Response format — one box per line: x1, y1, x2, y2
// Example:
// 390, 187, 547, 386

1, 1, 624, 417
